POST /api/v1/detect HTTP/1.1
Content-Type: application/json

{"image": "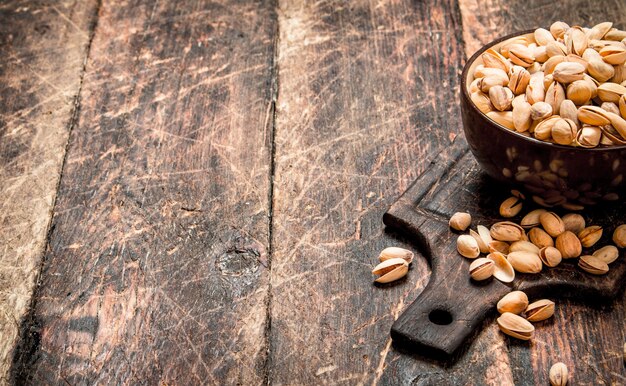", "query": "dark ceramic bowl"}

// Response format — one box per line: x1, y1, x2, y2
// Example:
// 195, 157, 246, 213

460, 30, 626, 208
